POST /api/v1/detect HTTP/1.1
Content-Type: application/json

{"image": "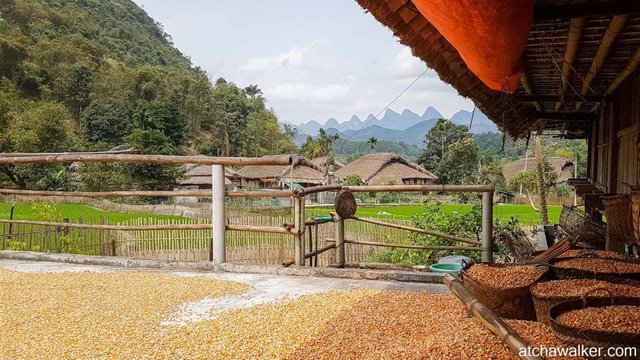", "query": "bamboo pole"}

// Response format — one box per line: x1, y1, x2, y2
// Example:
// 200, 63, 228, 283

443, 275, 541, 360
0, 188, 295, 199
283, 243, 335, 267
211, 165, 226, 264
0, 149, 136, 157
575, 15, 628, 110
0, 154, 293, 166
225, 224, 292, 234
344, 239, 481, 252
481, 191, 494, 263
351, 216, 481, 245
294, 185, 344, 196
335, 216, 345, 267
346, 184, 494, 193
293, 196, 305, 266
